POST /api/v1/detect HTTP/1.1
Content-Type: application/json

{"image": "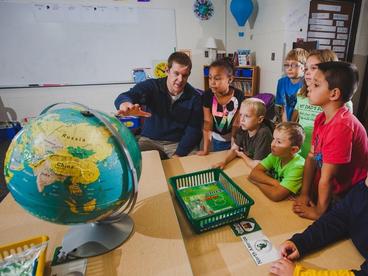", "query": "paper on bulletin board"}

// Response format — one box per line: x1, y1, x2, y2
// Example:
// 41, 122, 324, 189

332, 46, 346, 52
317, 4, 341, 12
309, 24, 336, 32
308, 31, 335, 39
337, 27, 348, 33
333, 13, 349, 20
308, 37, 331, 45
337, 34, 348, 40
333, 40, 346, 46
311, 12, 330, 19
309, 18, 333, 25
318, 45, 332, 50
